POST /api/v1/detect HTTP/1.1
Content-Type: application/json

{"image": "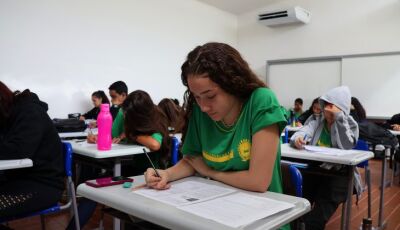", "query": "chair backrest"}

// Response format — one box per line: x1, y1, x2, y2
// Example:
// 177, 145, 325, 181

281, 160, 303, 197
0, 141, 79, 227
63, 142, 73, 177
354, 139, 369, 151
171, 136, 180, 166
353, 139, 369, 168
